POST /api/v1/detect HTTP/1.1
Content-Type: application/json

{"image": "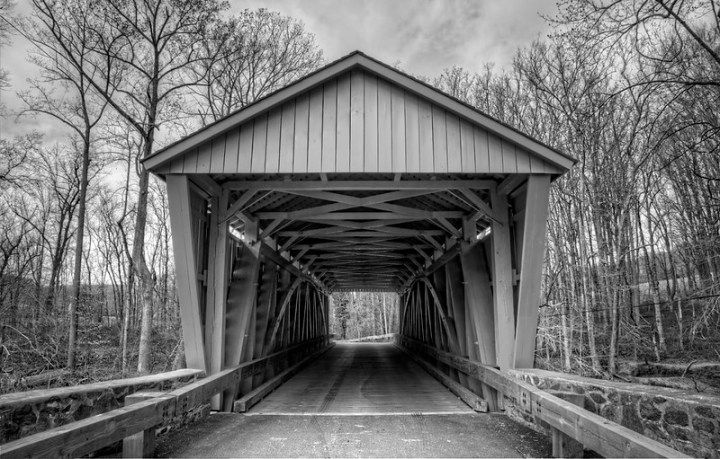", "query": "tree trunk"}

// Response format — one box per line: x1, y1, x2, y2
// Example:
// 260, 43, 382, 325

67, 139, 91, 370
